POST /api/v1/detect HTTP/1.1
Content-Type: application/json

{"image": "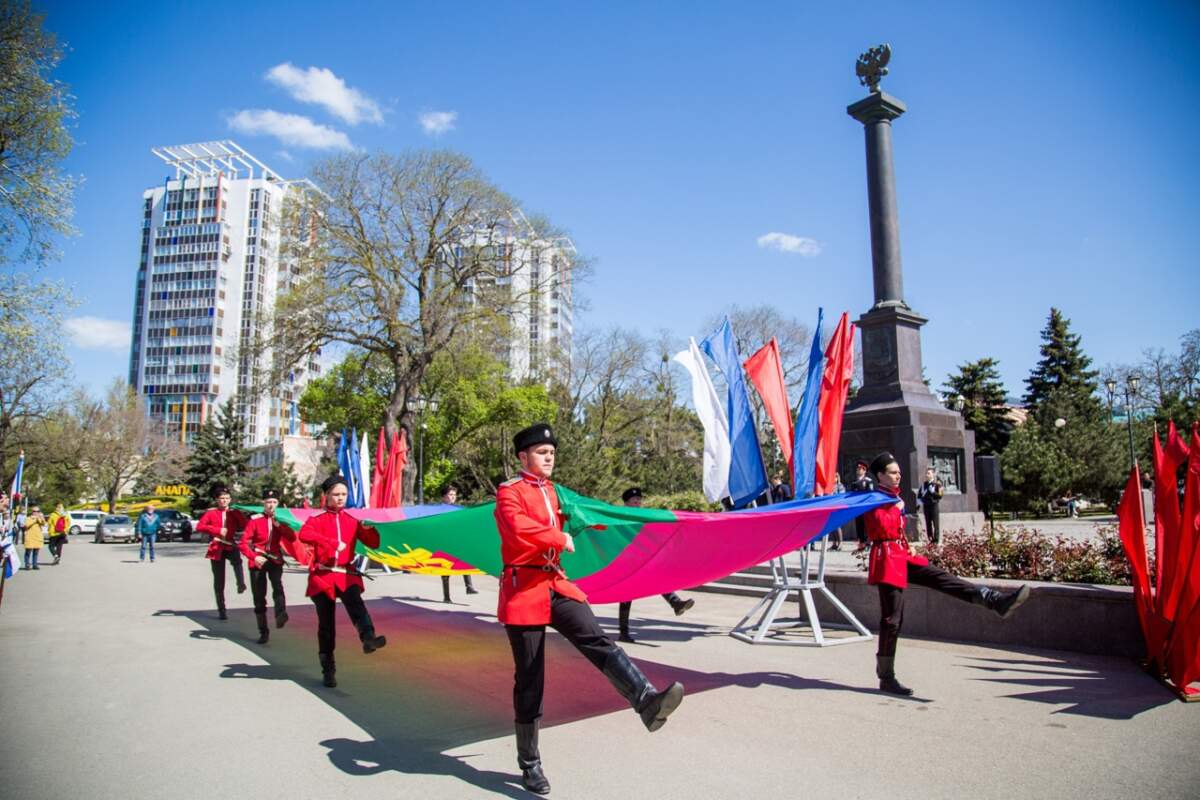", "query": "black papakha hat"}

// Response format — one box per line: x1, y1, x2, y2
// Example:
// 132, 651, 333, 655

855, 459, 869, 469
321, 475, 349, 493
212, 485, 232, 498
262, 488, 280, 500
621, 487, 643, 502
869, 452, 898, 476
513, 423, 557, 453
